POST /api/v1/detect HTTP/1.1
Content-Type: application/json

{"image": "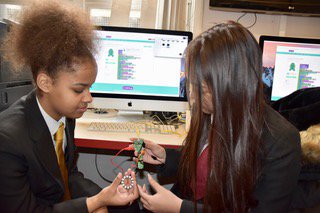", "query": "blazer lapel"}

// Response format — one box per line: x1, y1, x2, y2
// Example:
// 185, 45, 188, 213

25, 91, 64, 190
65, 119, 75, 171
